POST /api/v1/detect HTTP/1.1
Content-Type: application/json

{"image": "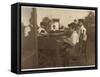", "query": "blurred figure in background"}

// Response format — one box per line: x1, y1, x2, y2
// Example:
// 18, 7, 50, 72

78, 19, 87, 64
78, 19, 87, 41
